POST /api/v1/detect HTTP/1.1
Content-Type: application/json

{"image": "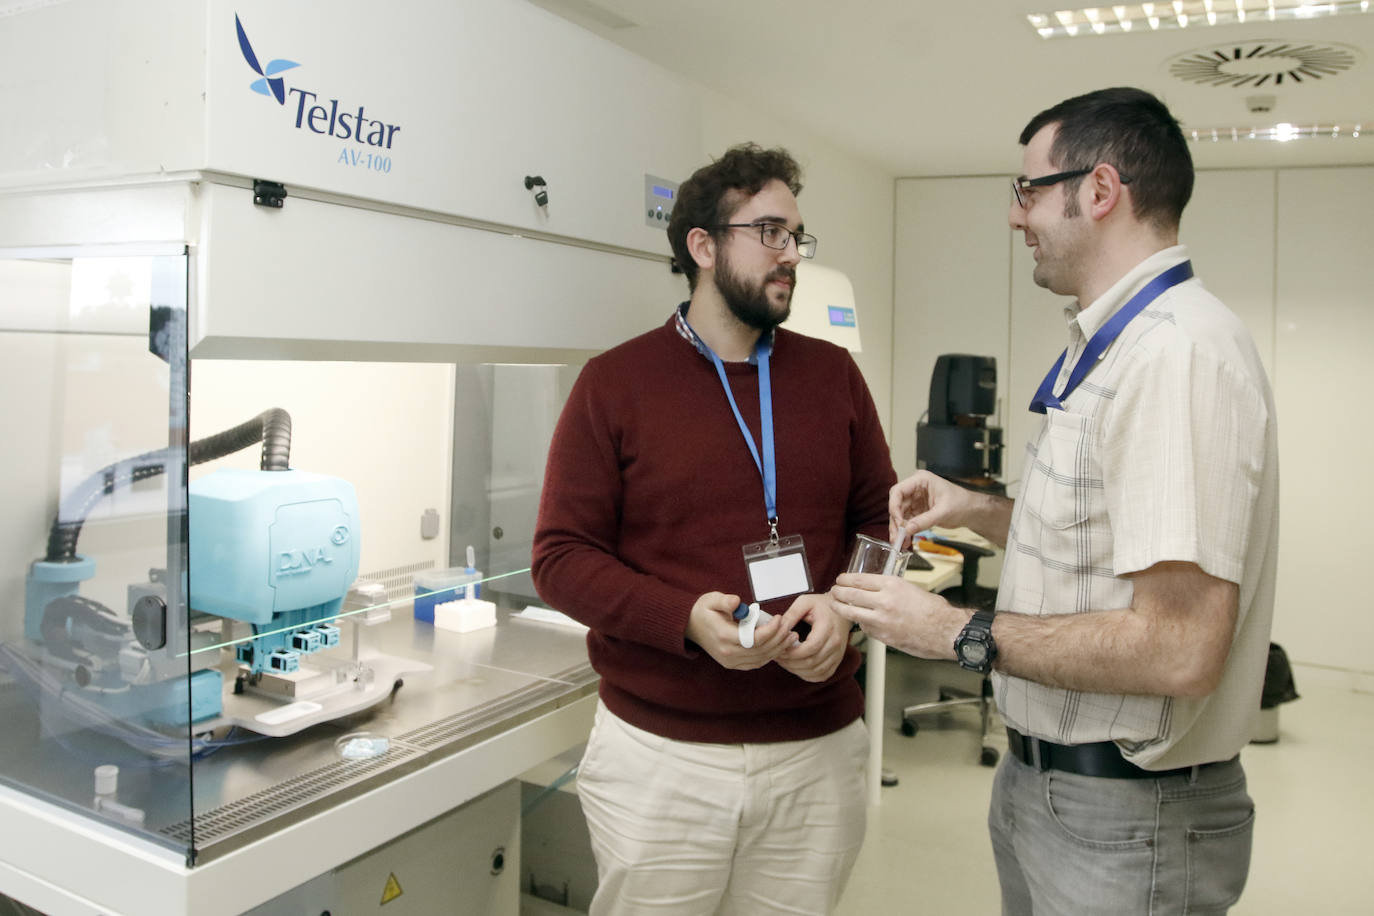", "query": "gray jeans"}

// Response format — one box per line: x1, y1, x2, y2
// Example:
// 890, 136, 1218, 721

988, 753, 1254, 915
